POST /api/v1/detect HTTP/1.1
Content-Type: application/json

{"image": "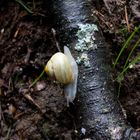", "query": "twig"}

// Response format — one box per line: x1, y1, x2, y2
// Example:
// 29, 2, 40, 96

136, 128, 140, 132
5, 126, 12, 140
24, 93, 42, 112
94, 10, 111, 29
22, 68, 46, 114
51, 28, 61, 52
24, 48, 32, 64
14, 27, 20, 38
103, 0, 111, 14
125, 6, 130, 32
